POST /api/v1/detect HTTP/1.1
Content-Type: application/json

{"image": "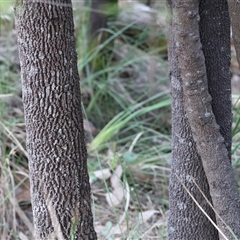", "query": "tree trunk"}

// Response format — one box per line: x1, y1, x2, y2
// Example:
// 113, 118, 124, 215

227, 0, 240, 67
167, 2, 218, 239
87, 0, 118, 72
199, 0, 232, 160
173, 0, 240, 238
89, 0, 110, 41
14, 1, 97, 239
